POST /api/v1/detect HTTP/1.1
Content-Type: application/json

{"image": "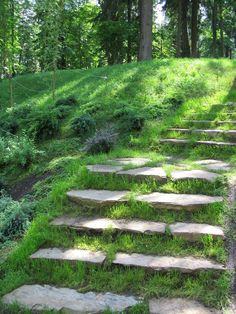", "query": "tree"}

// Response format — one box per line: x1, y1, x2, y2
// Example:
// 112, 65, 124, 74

138, 0, 153, 60
191, 0, 199, 57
